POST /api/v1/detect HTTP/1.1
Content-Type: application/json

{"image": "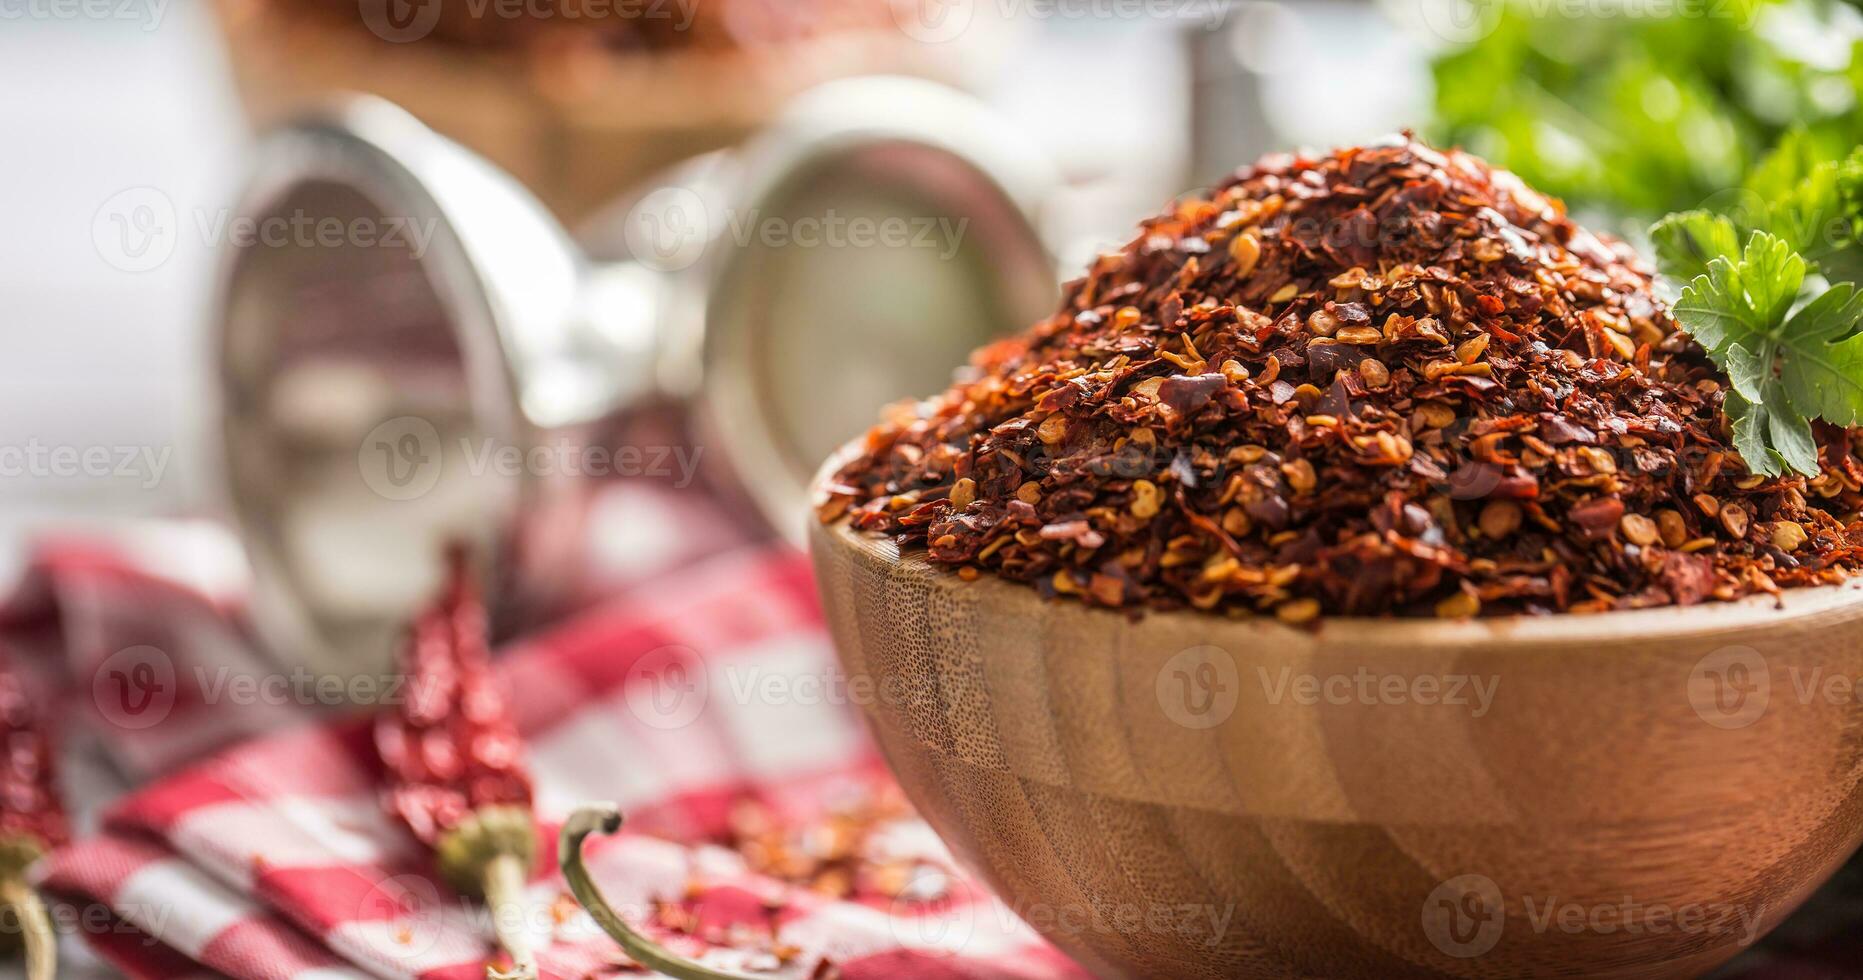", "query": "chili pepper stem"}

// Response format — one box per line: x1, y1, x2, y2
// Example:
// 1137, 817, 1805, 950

482, 851, 537, 980
0, 874, 54, 980
559, 804, 760, 980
